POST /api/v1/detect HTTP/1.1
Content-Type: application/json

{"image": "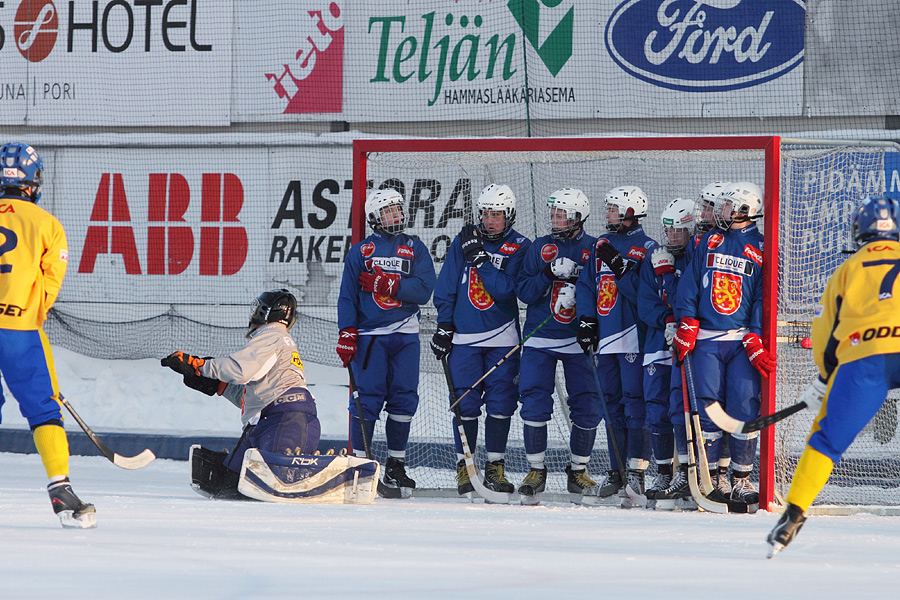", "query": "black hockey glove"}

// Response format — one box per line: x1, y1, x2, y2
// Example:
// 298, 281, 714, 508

459, 224, 490, 268
595, 240, 630, 279
577, 316, 599, 355
183, 372, 226, 396
161, 351, 207, 377
430, 322, 455, 360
